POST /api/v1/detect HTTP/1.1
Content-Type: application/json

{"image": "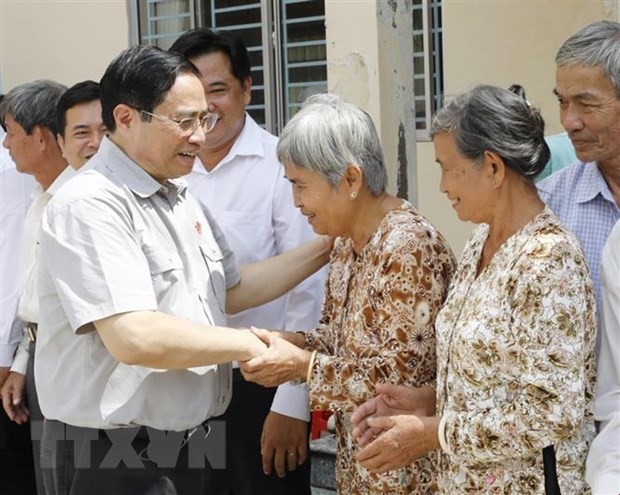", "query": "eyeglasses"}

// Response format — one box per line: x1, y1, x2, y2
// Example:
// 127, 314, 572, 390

139, 109, 218, 135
